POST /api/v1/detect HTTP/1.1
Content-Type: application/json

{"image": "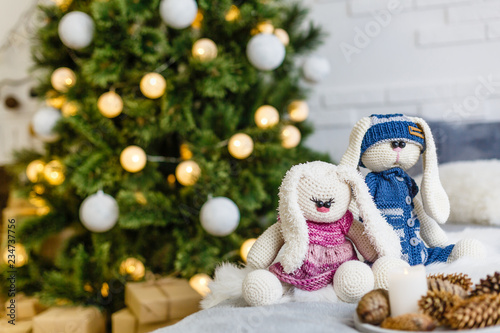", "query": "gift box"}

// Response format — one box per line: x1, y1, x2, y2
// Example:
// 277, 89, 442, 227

0, 320, 32, 333
112, 308, 179, 333
125, 278, 201, 324
32, 306, 105, 333
4, 295, 45, 320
